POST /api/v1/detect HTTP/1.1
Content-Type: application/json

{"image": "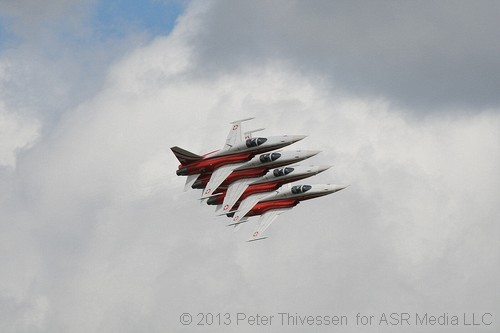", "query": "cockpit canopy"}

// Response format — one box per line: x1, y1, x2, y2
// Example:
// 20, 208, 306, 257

291, 185, 312, 194
259, 152, 281, 163
273, 167, 294, 177
246, 137, 267, 148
